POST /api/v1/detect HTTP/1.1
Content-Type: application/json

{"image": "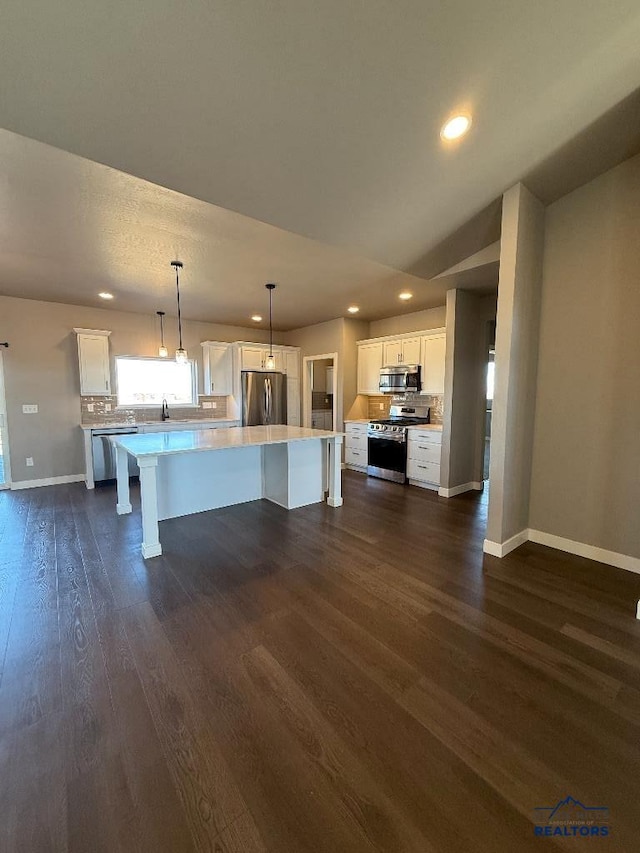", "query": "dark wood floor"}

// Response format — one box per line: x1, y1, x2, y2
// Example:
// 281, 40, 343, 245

1, 472, 640, 852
